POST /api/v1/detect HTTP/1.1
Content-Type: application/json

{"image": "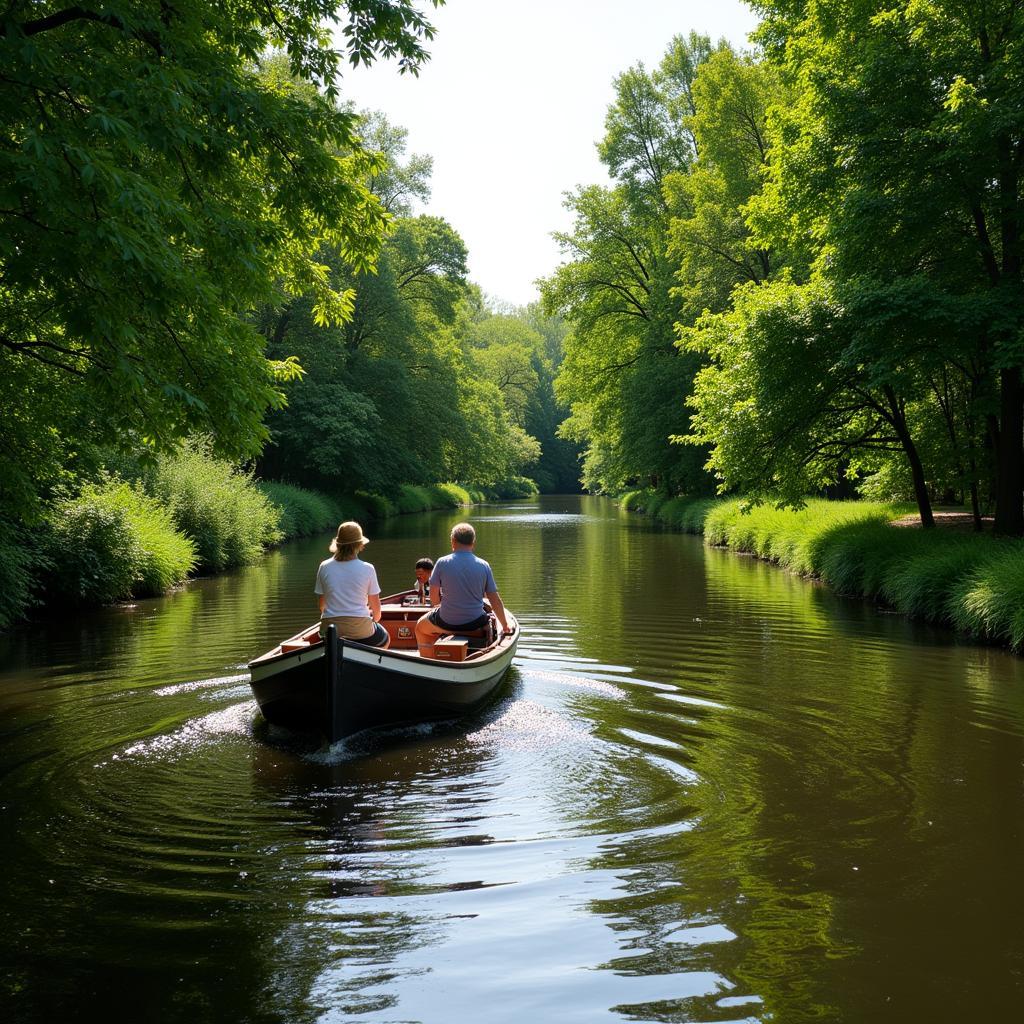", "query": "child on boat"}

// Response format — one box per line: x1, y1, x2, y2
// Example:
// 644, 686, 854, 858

413, 558, 434, 604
